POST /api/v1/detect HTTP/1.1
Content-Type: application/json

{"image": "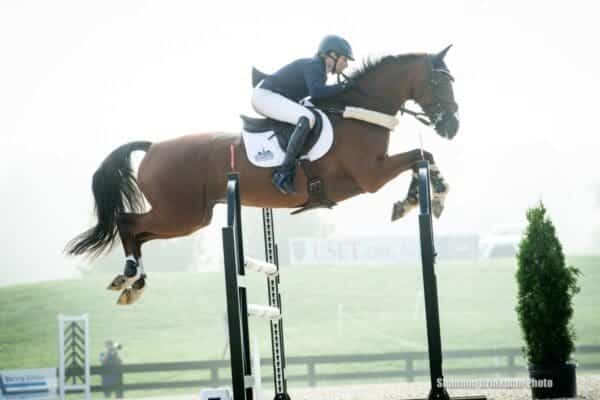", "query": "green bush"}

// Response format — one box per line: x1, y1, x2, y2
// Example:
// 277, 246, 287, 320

515, 202, 581, 366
